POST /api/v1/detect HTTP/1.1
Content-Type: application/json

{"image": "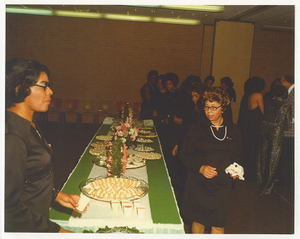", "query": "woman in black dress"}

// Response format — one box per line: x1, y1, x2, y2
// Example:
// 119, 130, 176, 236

180, 87, 244, 234
237, 77, 265, 182
5, 58, 87, 232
